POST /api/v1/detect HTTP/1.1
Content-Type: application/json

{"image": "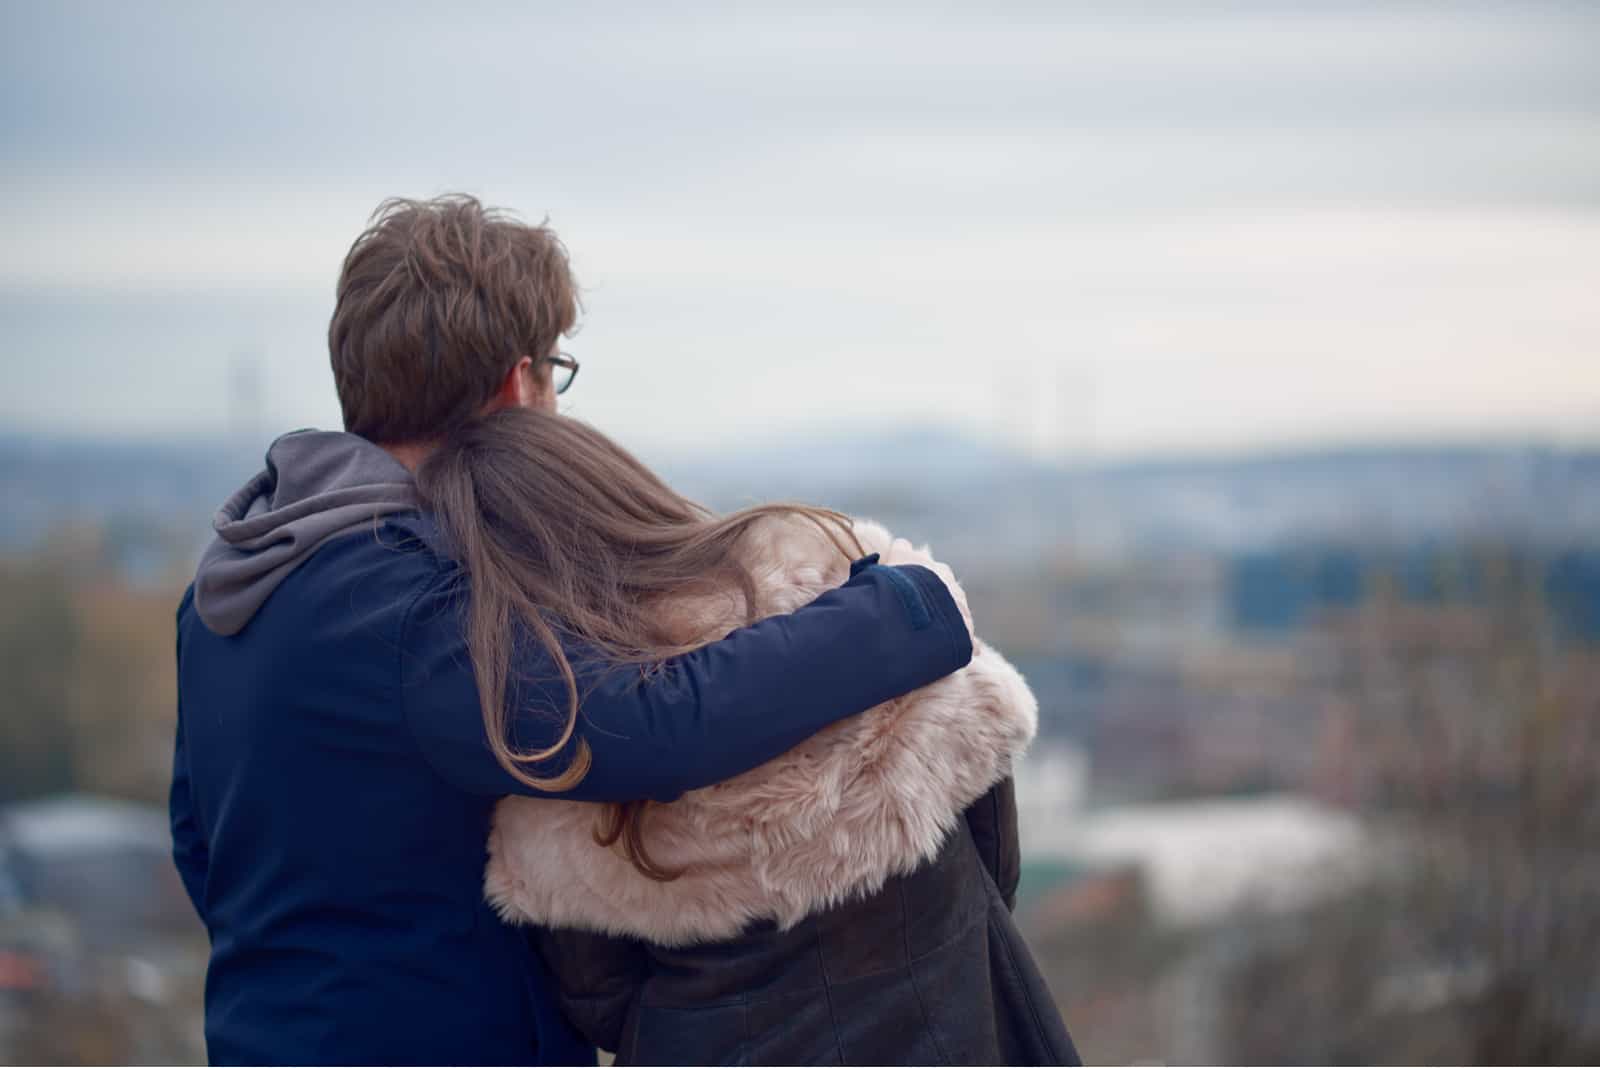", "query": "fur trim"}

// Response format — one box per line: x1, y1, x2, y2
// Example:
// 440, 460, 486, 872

483, 517, 1038, 946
